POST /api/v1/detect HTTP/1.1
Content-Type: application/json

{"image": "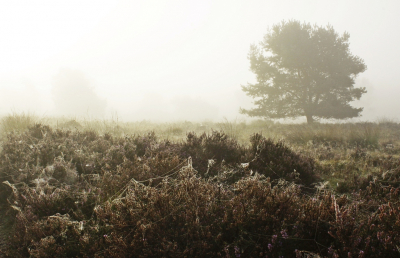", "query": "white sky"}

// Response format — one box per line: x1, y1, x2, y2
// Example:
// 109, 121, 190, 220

1, 0, 399, 122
